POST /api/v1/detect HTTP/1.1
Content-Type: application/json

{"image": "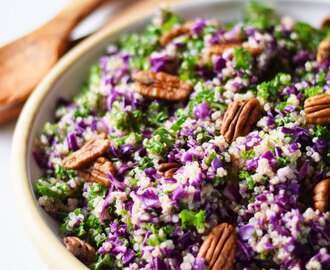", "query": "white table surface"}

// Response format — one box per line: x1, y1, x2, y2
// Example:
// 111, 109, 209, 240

0, 0, 130, 268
